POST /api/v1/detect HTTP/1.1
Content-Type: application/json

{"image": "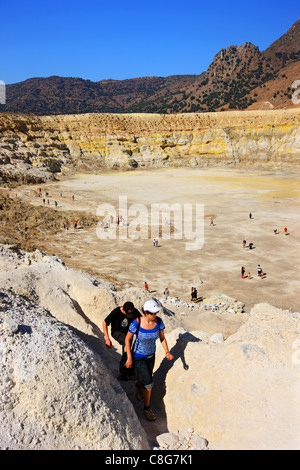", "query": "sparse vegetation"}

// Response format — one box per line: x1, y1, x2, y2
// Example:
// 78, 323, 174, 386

1, 20, 299, 115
